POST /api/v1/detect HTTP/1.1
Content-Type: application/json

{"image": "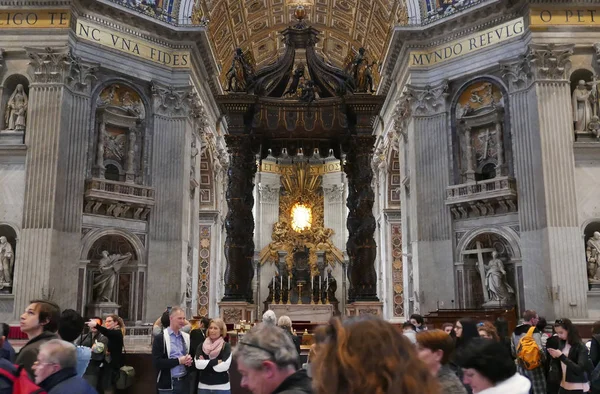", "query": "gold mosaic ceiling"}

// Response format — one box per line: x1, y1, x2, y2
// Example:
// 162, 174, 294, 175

200, 0, 409, 83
